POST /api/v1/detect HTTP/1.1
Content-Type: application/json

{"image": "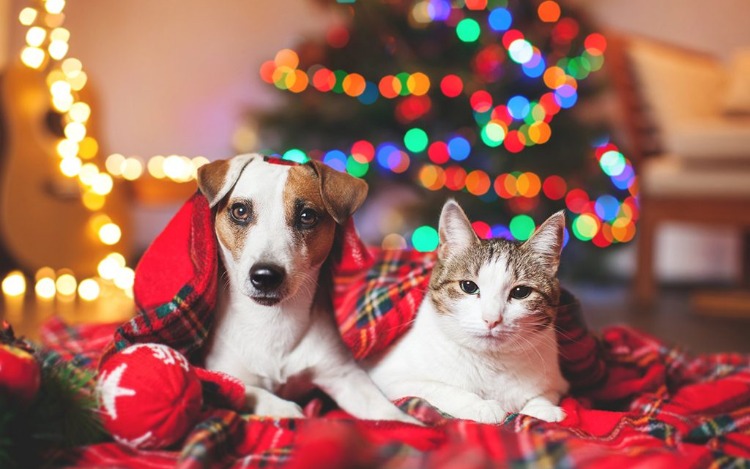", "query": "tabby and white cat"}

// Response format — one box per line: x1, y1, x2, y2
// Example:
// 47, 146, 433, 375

367, 200, 569, 423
